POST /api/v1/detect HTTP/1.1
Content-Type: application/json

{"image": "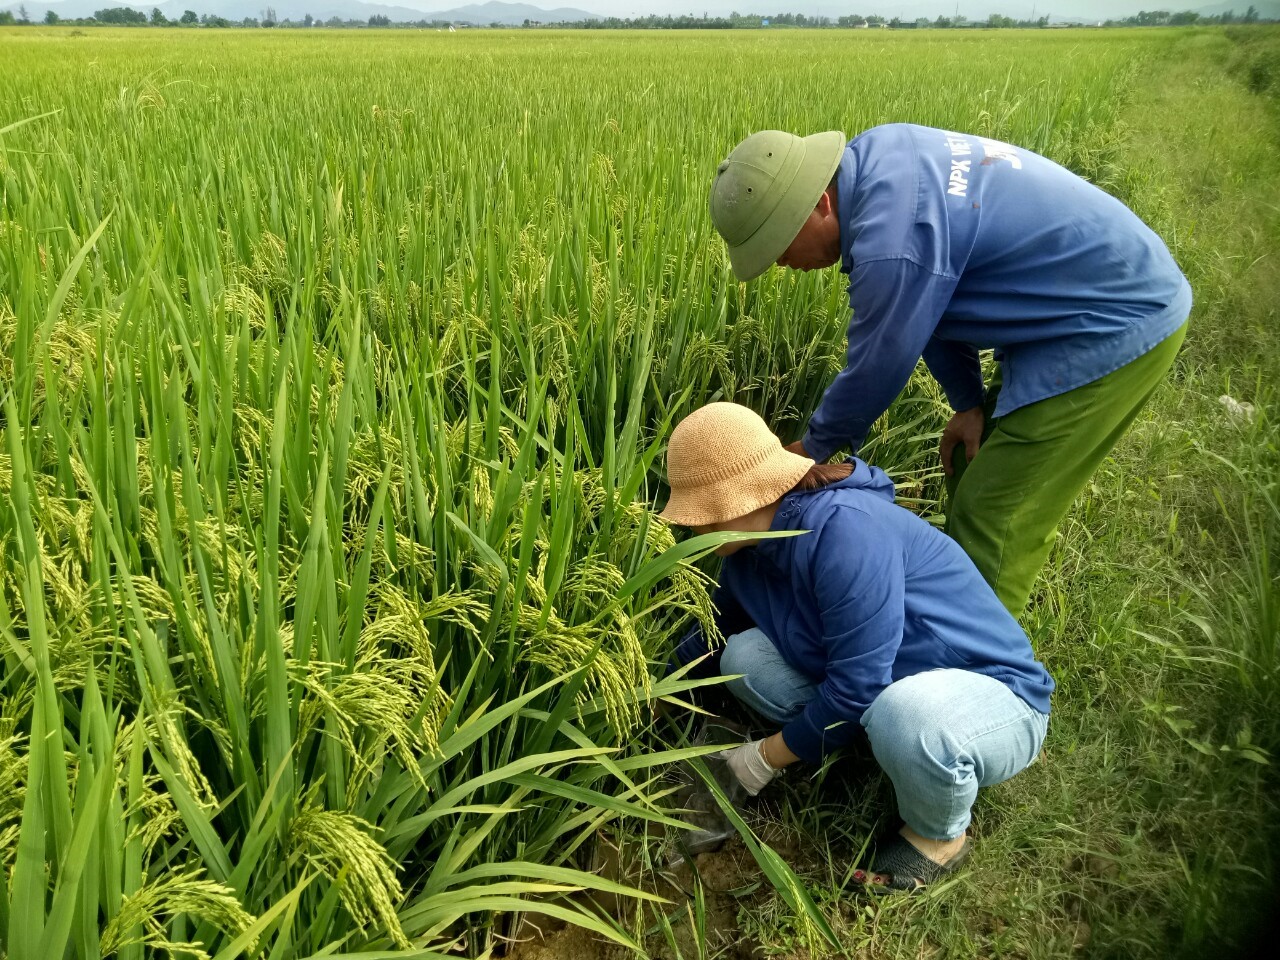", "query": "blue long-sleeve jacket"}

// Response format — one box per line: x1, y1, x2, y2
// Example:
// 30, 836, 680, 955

674, 460, 1054, 763
801, 123, 1193, 462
